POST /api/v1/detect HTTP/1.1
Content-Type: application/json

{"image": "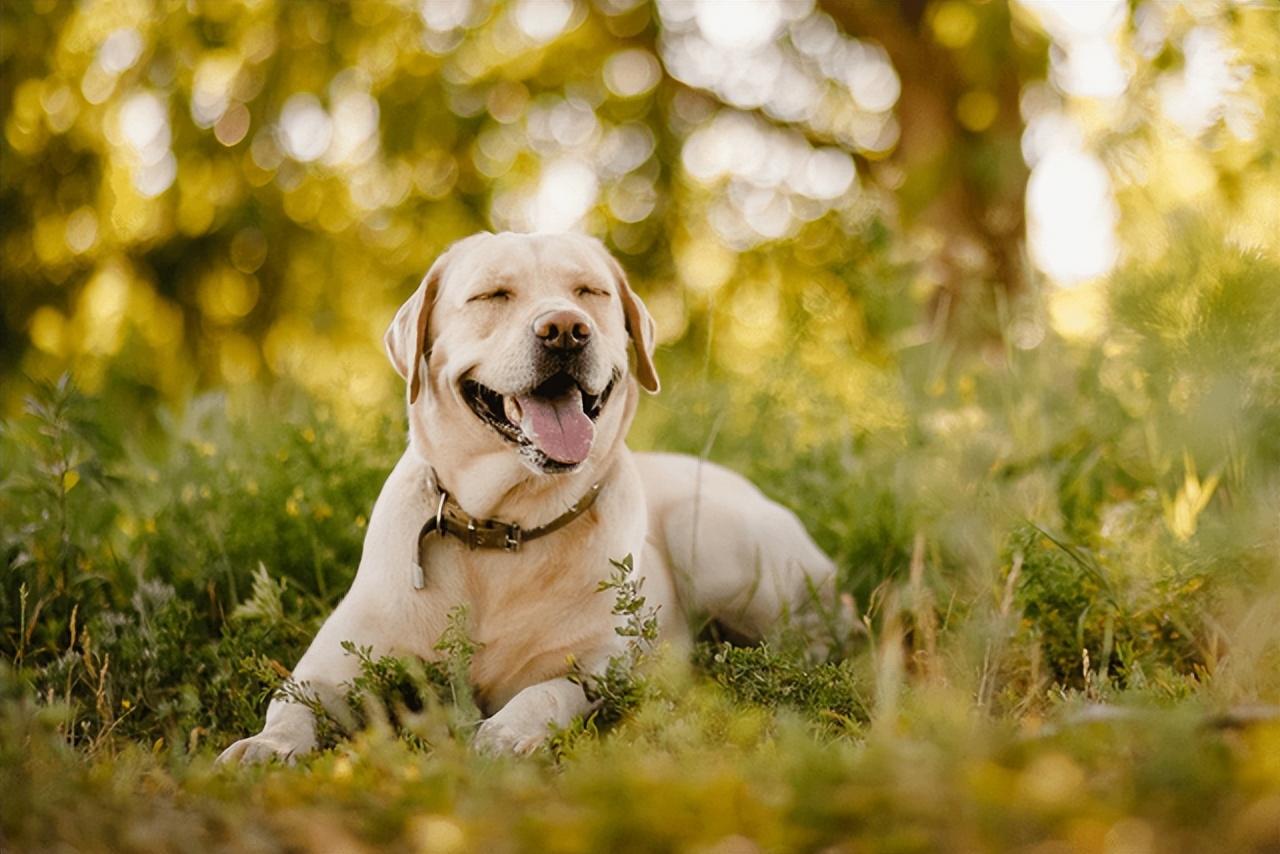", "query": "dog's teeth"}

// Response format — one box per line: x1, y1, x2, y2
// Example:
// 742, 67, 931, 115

503, 396, 522, 425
